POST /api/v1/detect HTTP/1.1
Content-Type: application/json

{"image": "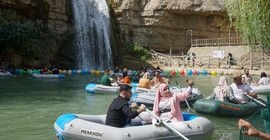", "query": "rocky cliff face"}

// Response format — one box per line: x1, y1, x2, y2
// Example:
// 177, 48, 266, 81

0, 0, 70, 33
112, 0, 236, 52
0, 0, 77, 69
